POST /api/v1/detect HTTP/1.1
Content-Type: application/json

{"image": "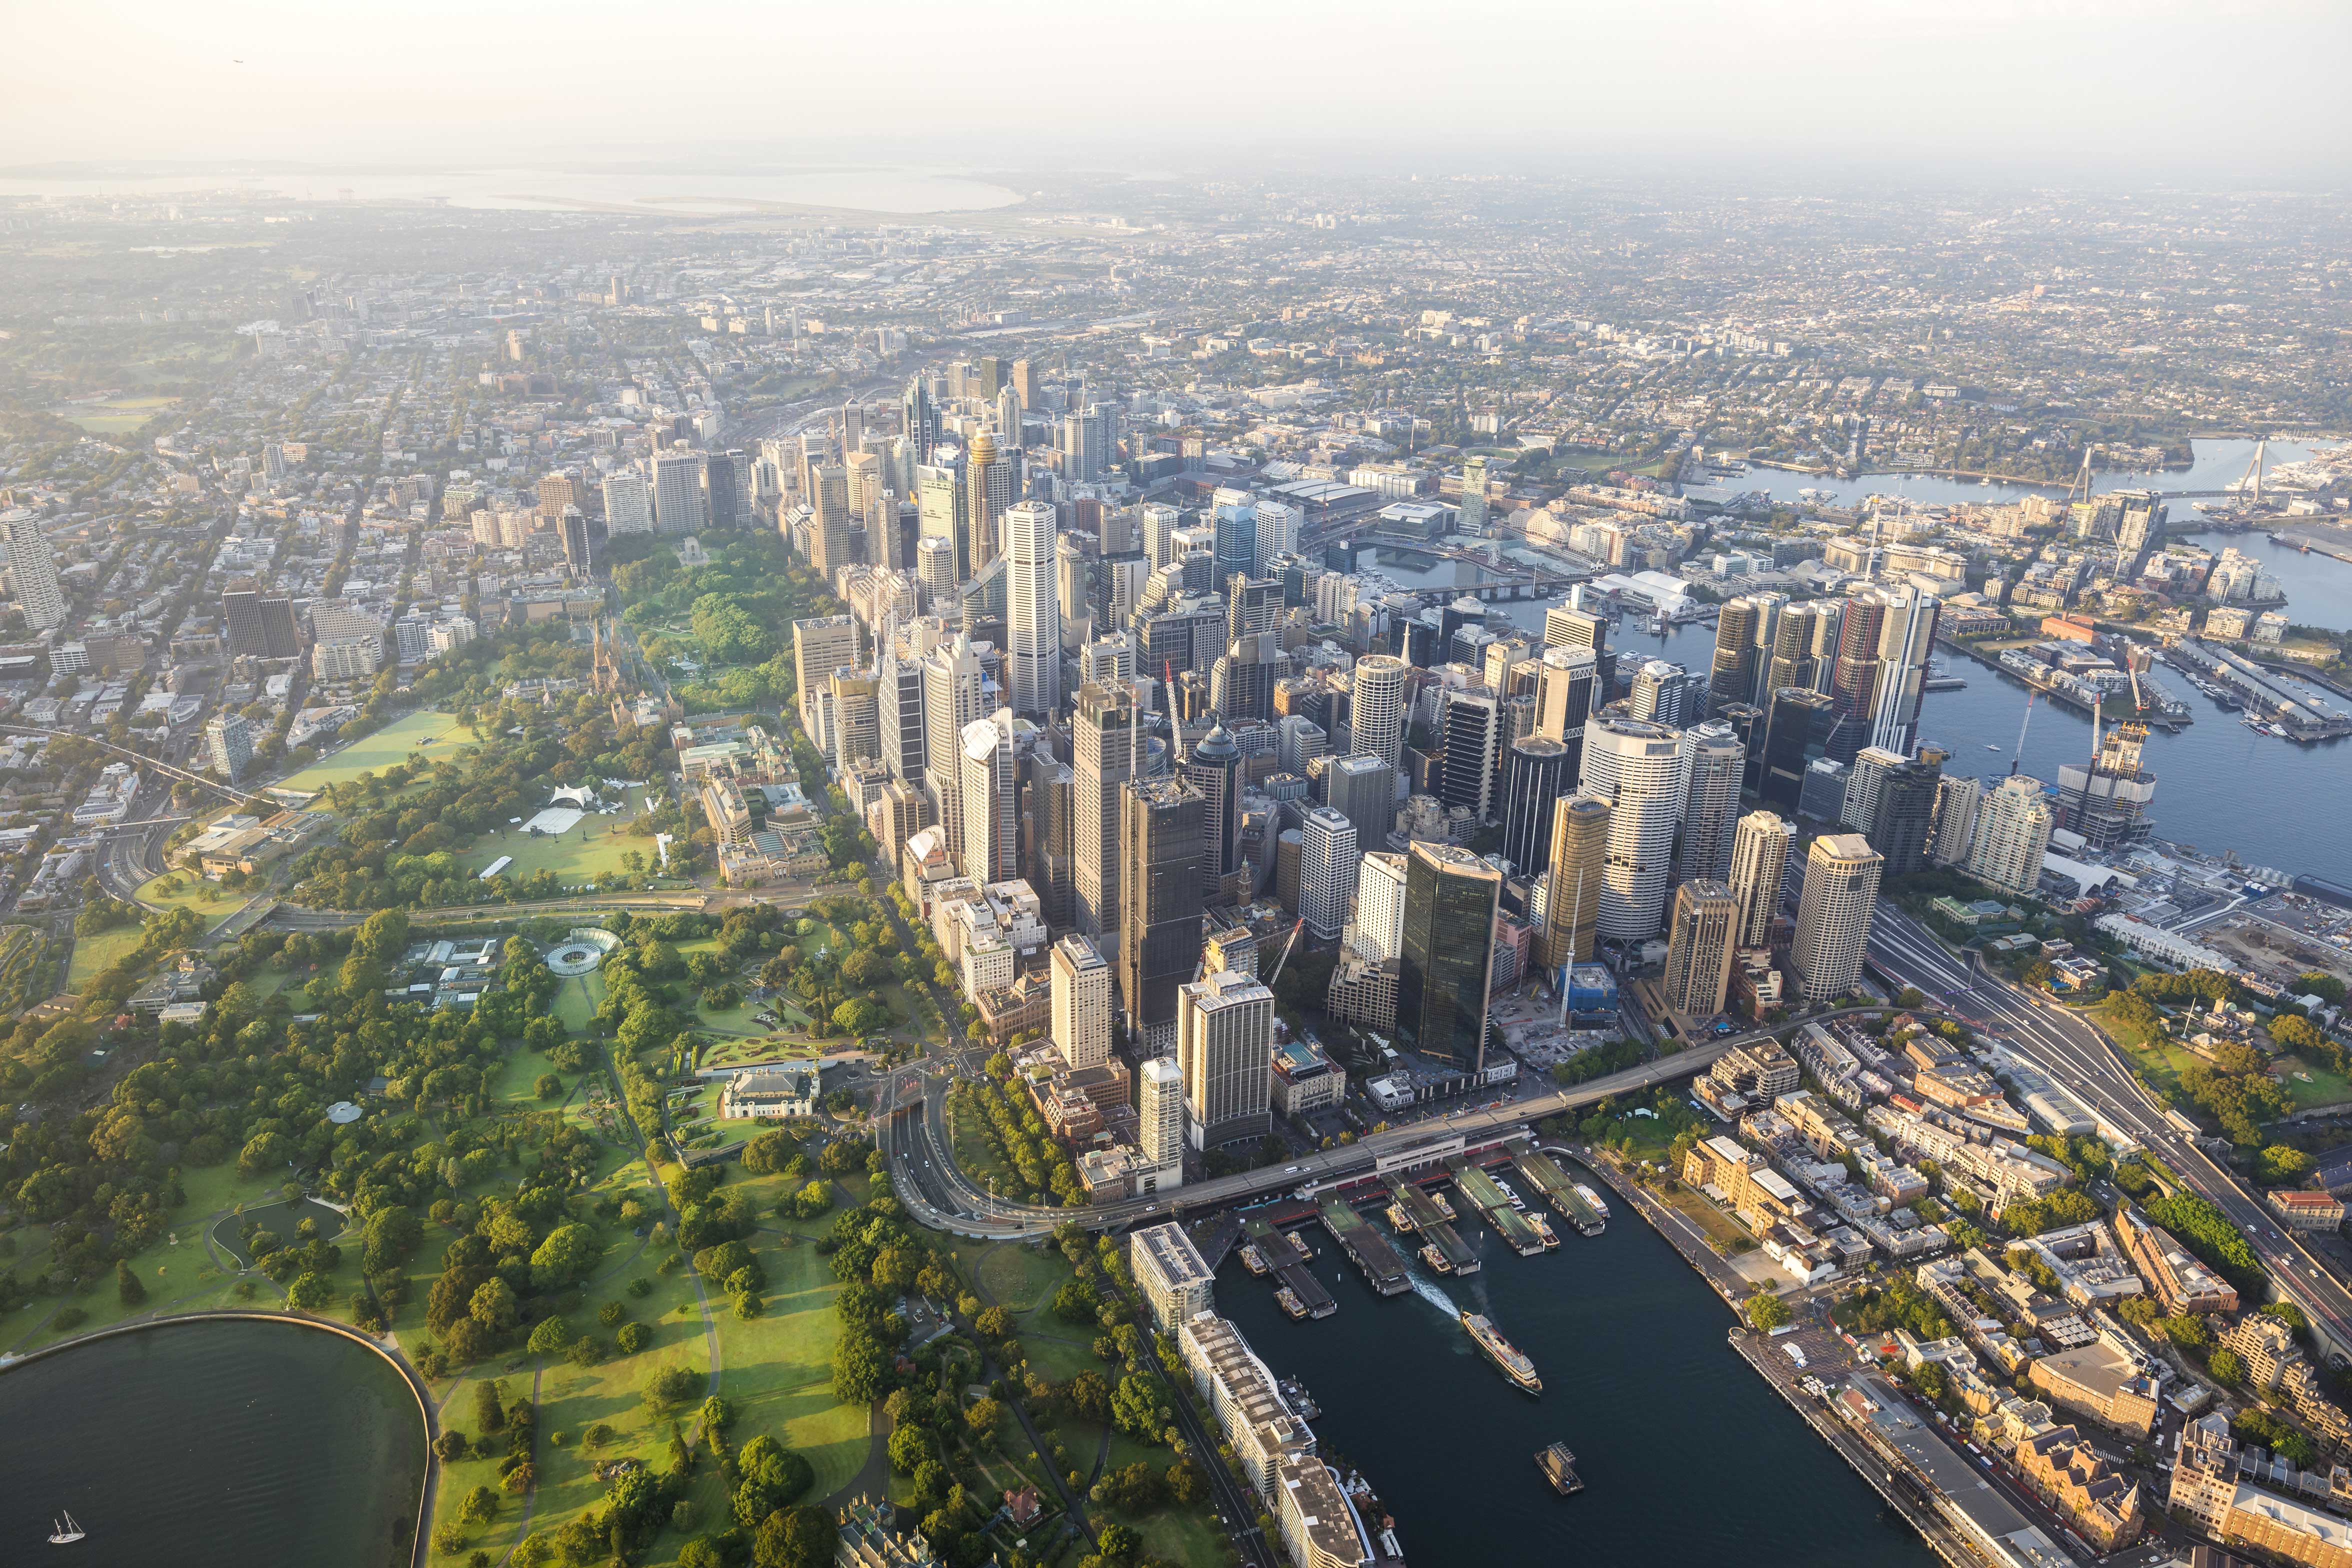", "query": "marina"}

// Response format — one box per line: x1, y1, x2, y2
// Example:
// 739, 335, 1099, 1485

1243, 1215, 1339, 1318
1383, 1173, 1482, 1275
1448, 1156, 1554, 1255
